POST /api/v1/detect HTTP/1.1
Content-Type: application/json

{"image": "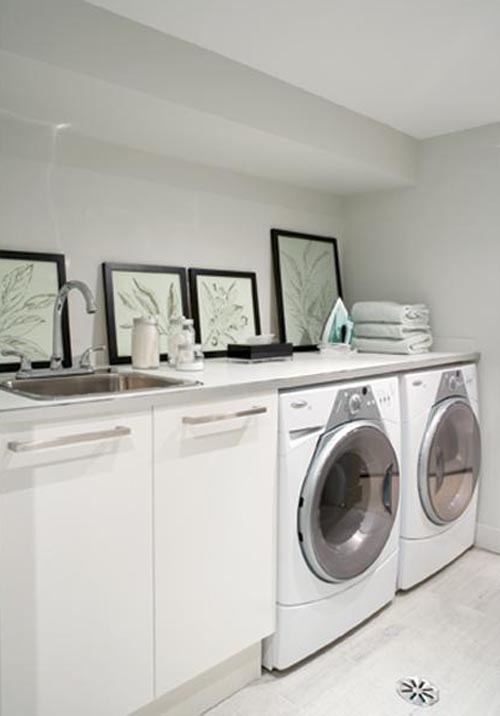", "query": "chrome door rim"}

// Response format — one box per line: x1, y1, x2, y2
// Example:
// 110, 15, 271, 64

298, 420, 399, 583
418, 397, 481, 525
